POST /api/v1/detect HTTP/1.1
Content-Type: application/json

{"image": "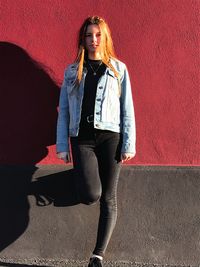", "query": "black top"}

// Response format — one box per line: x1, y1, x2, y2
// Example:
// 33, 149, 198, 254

78, 59, 106, 138
81, 59, 106, 117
